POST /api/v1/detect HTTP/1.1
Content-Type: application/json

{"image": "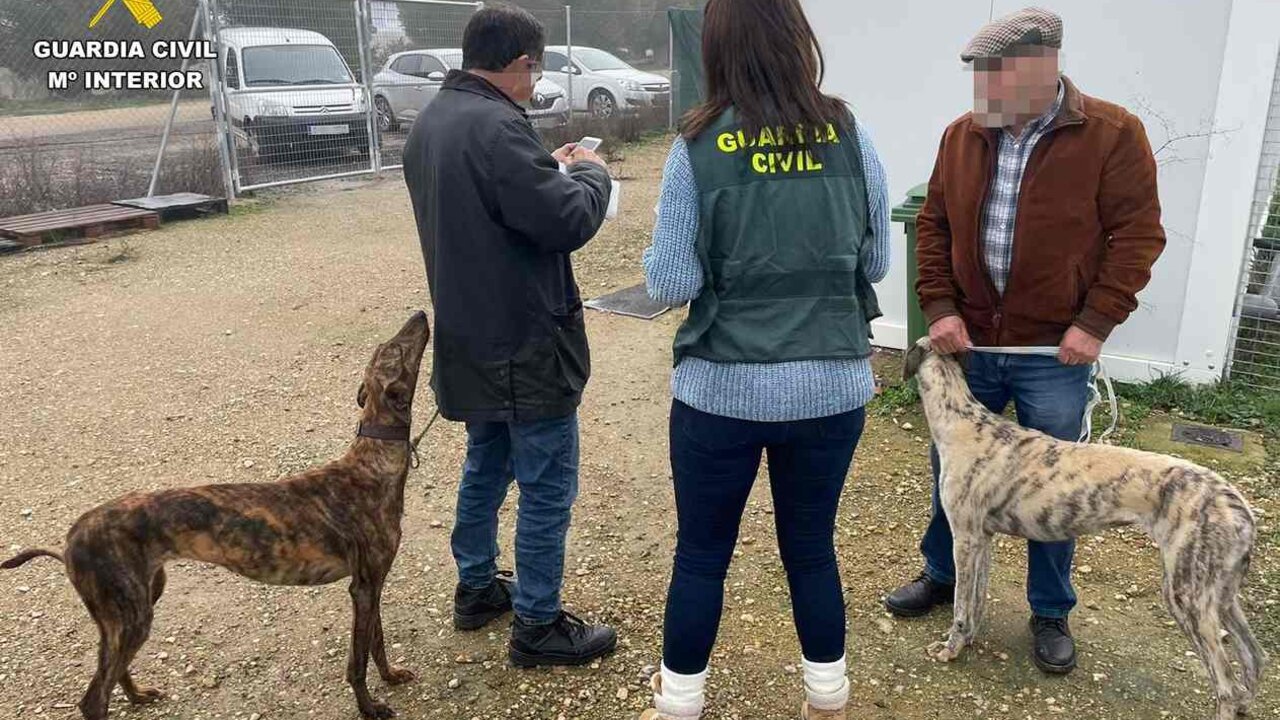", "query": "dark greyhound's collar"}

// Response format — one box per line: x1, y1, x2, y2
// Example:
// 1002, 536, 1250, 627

356, 422, 411, 443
